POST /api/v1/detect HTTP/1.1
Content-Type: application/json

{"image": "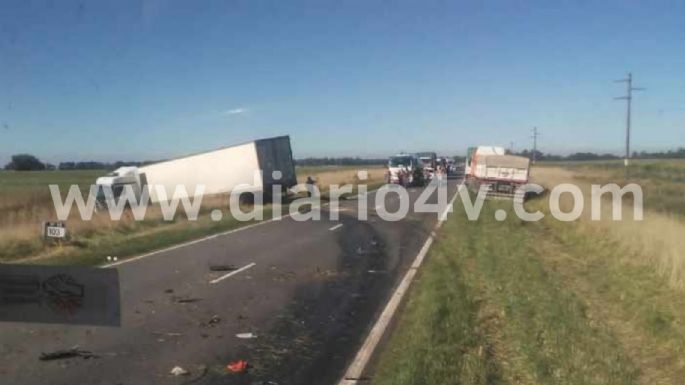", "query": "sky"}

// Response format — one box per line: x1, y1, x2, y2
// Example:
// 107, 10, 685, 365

0, 0, 683, 165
